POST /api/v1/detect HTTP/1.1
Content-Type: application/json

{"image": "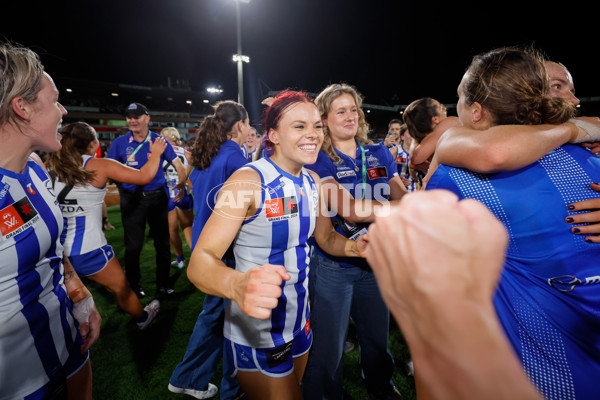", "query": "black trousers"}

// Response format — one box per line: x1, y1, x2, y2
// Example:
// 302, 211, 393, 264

119, 188, 171, 290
